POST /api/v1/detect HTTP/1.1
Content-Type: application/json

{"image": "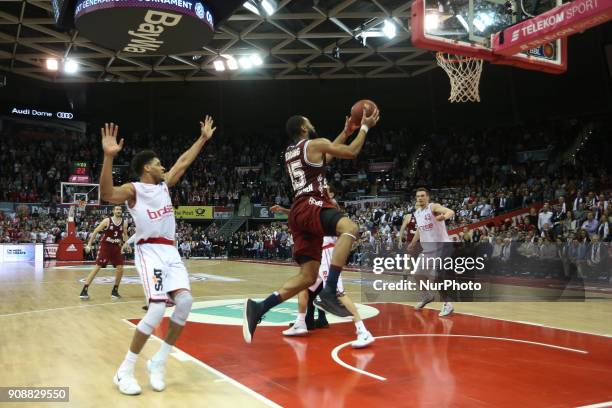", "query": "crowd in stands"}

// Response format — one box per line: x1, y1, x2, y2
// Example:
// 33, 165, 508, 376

1, 115, 610, 282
